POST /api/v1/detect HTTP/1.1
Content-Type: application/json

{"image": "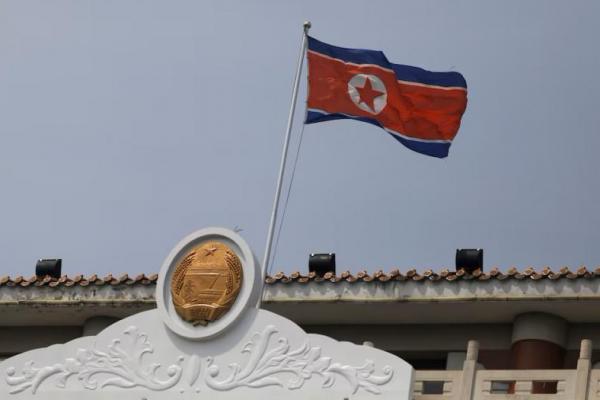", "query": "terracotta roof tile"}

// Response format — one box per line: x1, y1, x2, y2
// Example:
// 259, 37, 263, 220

2, 267, 600, 288
0, 273, 159, 288
264, 266, 600, 284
